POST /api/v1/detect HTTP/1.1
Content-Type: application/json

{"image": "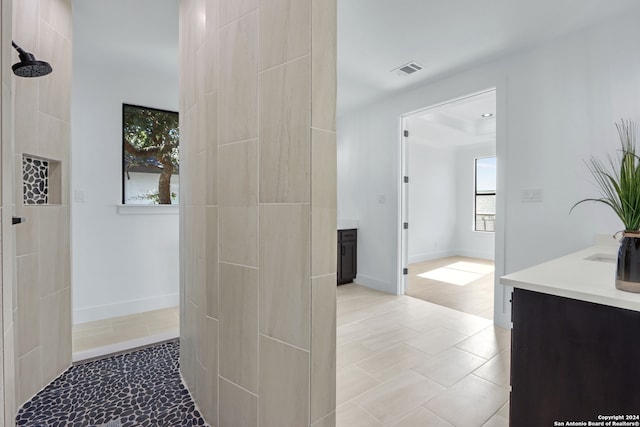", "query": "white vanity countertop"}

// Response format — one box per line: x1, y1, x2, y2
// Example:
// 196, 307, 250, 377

501, 245, 640, 312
